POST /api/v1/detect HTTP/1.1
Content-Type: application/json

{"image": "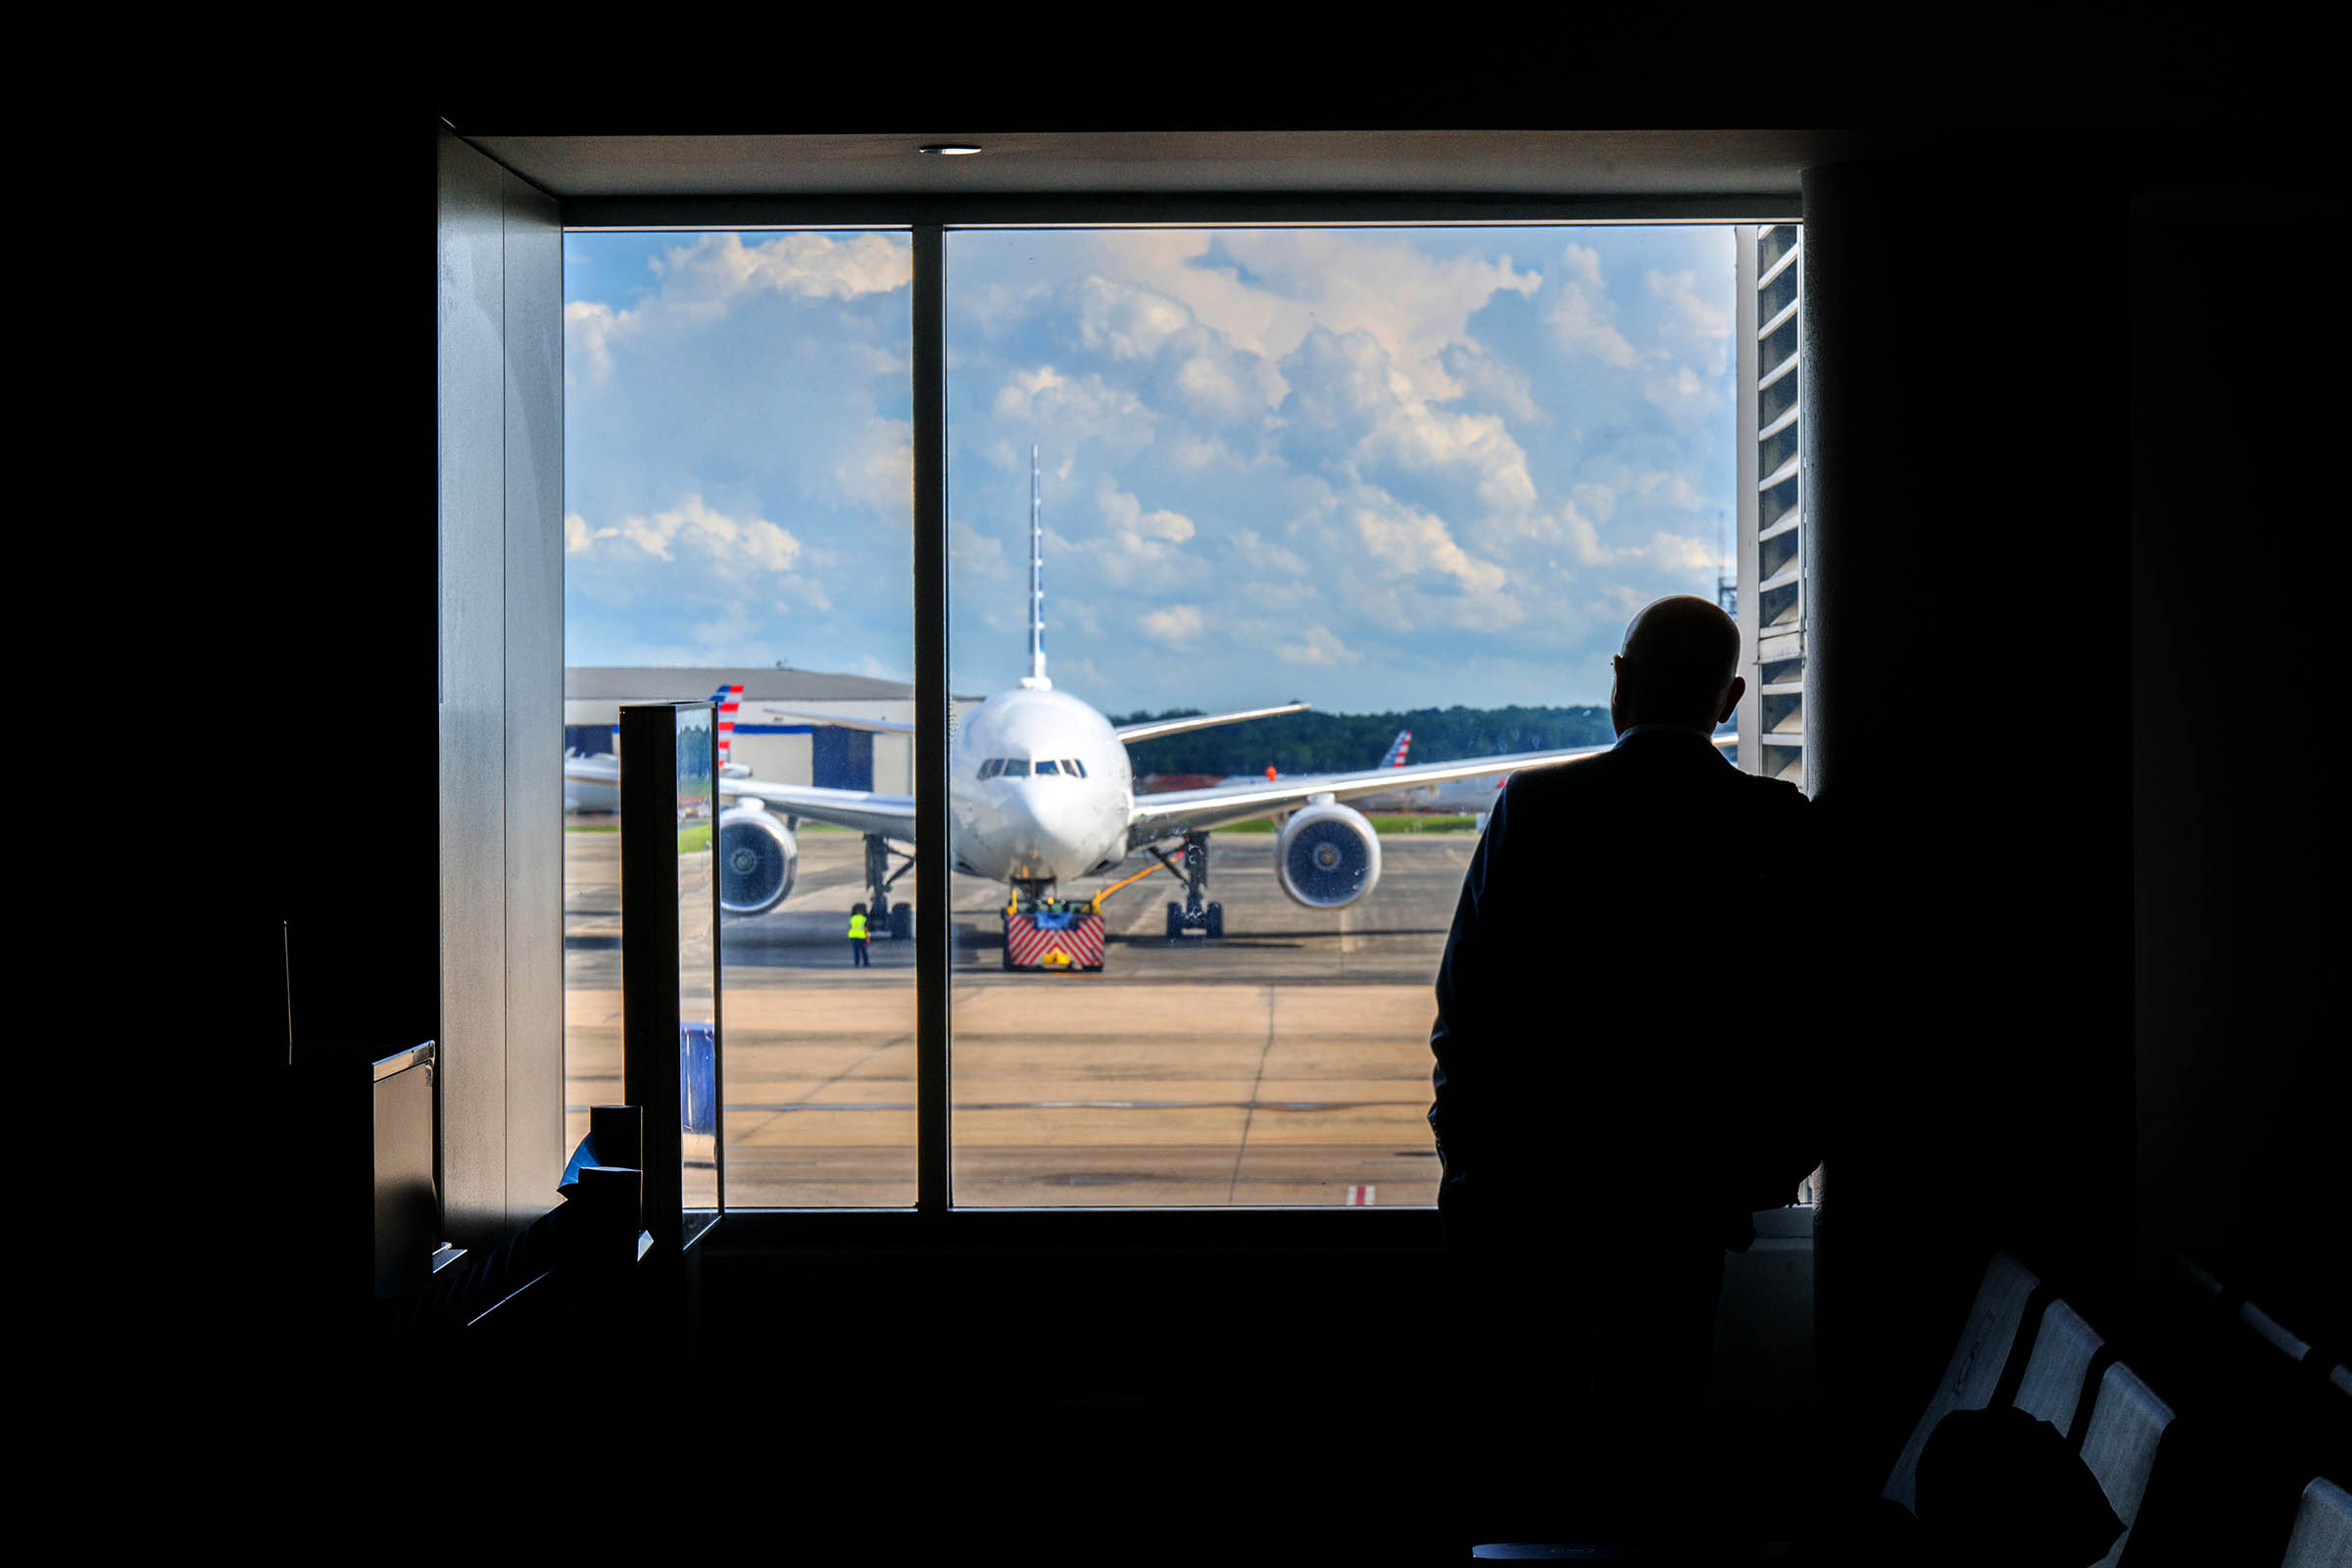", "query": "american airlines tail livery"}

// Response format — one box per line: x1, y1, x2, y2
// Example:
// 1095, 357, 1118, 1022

565, 447, 1723, 965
